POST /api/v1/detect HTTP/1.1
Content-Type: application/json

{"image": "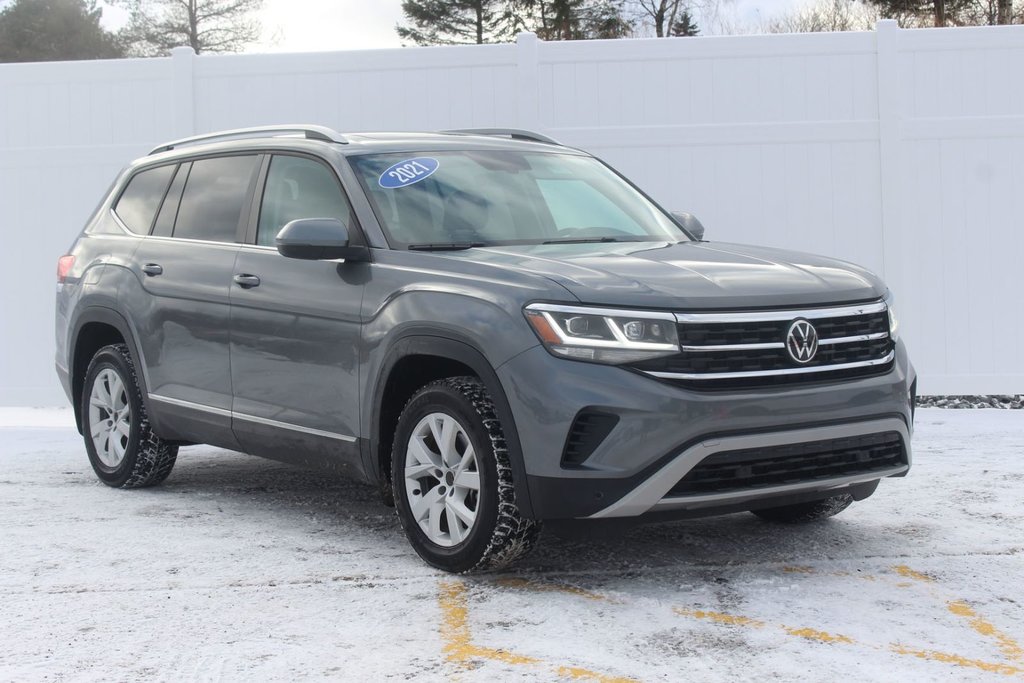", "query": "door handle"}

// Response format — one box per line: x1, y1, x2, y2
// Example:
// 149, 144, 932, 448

141, 263, 163, 276
233, 273, 261, 288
